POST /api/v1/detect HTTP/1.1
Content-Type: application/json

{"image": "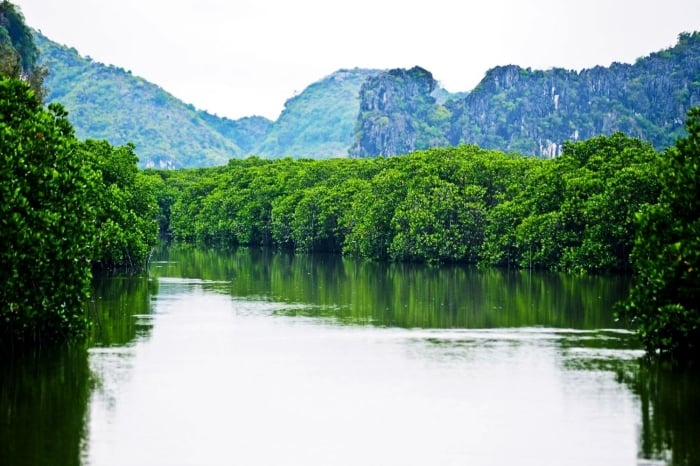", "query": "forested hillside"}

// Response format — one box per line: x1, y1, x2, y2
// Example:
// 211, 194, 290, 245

352, 32, 700, 158
36, 32, 272, 168
254, 68, 380, 158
